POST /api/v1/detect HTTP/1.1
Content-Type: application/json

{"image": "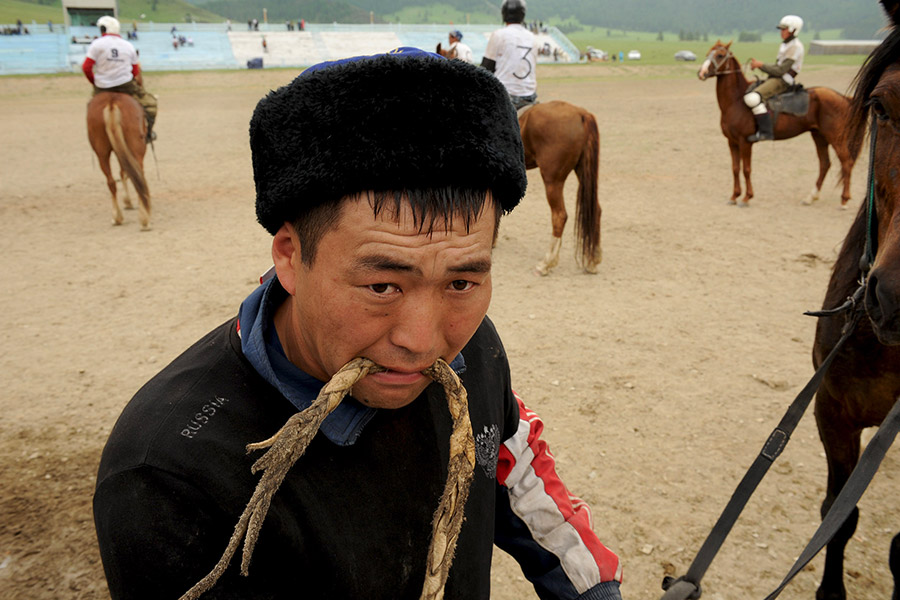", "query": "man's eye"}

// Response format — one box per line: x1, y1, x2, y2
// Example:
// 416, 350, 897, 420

368, 283, 396, 294
450, 280, 474, 291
